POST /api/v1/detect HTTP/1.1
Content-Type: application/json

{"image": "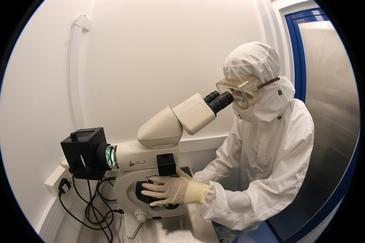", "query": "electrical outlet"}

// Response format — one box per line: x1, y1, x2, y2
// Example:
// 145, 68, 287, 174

44, 165, 70, 194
